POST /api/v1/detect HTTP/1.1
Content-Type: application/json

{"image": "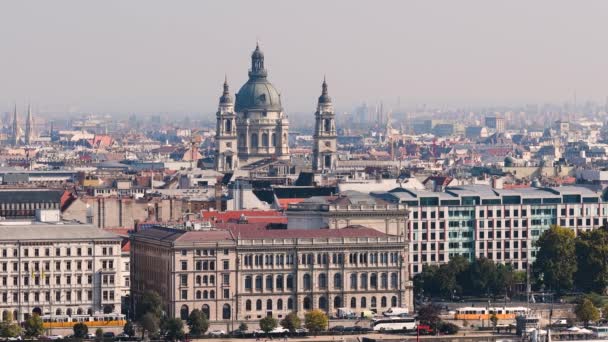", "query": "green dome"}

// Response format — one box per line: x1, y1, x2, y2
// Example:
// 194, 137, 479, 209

235, 78, 282, 112
235, 43, 282, 112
